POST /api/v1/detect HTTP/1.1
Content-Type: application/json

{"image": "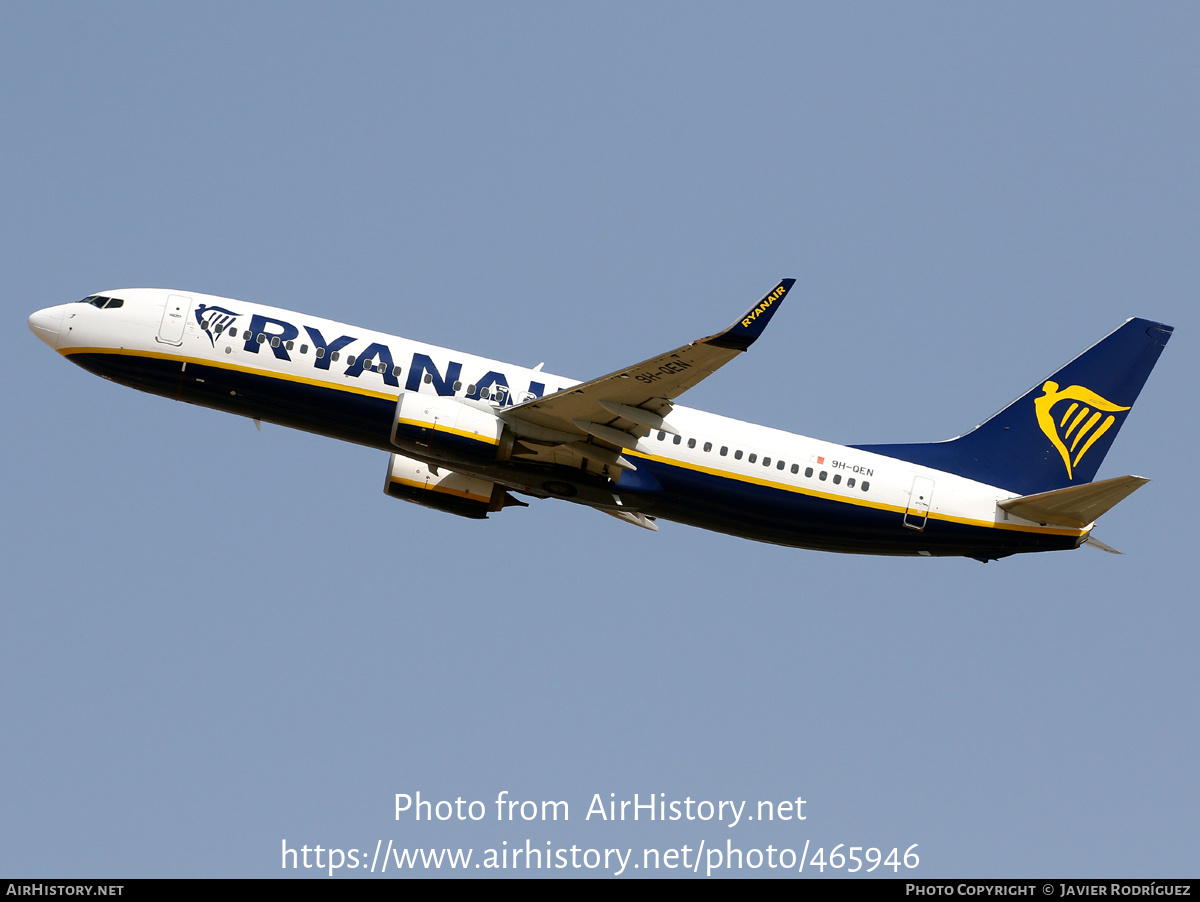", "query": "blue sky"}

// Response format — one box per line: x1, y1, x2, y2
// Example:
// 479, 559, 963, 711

2, 2, 1197, 877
